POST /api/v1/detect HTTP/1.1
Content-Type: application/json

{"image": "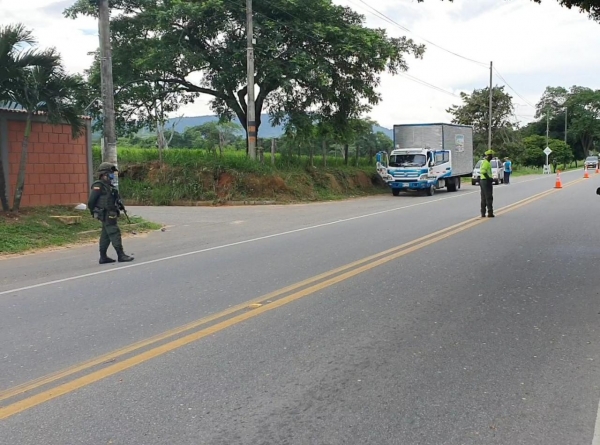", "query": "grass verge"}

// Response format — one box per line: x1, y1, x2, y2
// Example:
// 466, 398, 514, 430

92, 147, 388, 205
0, 206, 162, 255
